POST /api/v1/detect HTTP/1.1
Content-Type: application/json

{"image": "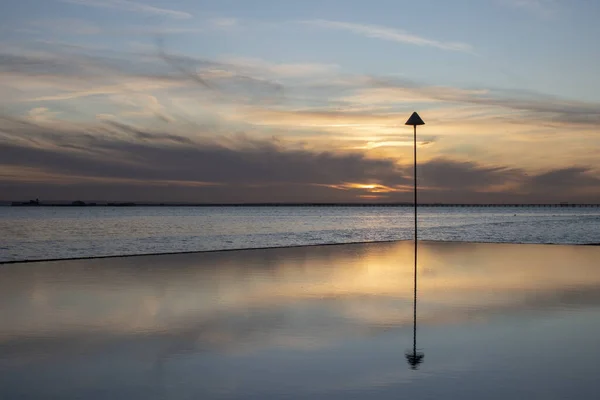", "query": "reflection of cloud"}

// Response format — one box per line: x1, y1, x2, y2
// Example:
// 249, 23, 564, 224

1, 242, 600, 365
